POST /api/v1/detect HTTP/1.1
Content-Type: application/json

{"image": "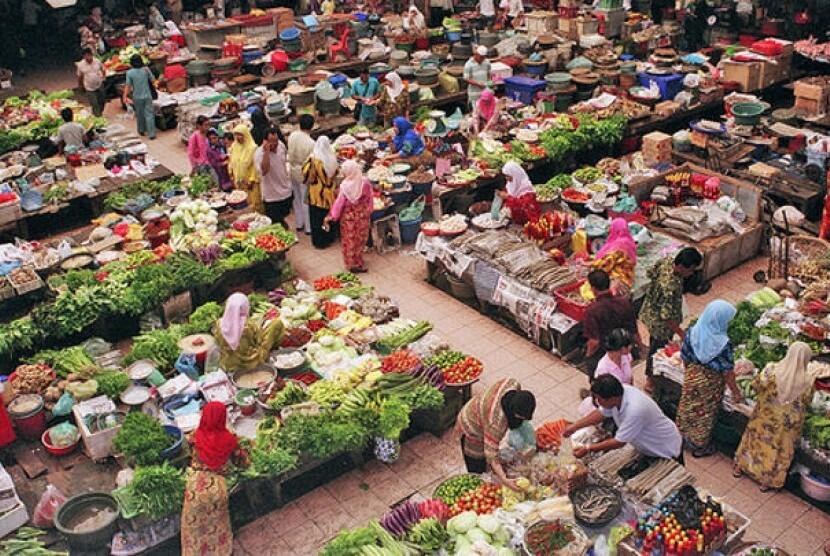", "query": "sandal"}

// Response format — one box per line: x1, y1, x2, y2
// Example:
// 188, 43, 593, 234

691, 444, 717, 458
732, 464, 742, 478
